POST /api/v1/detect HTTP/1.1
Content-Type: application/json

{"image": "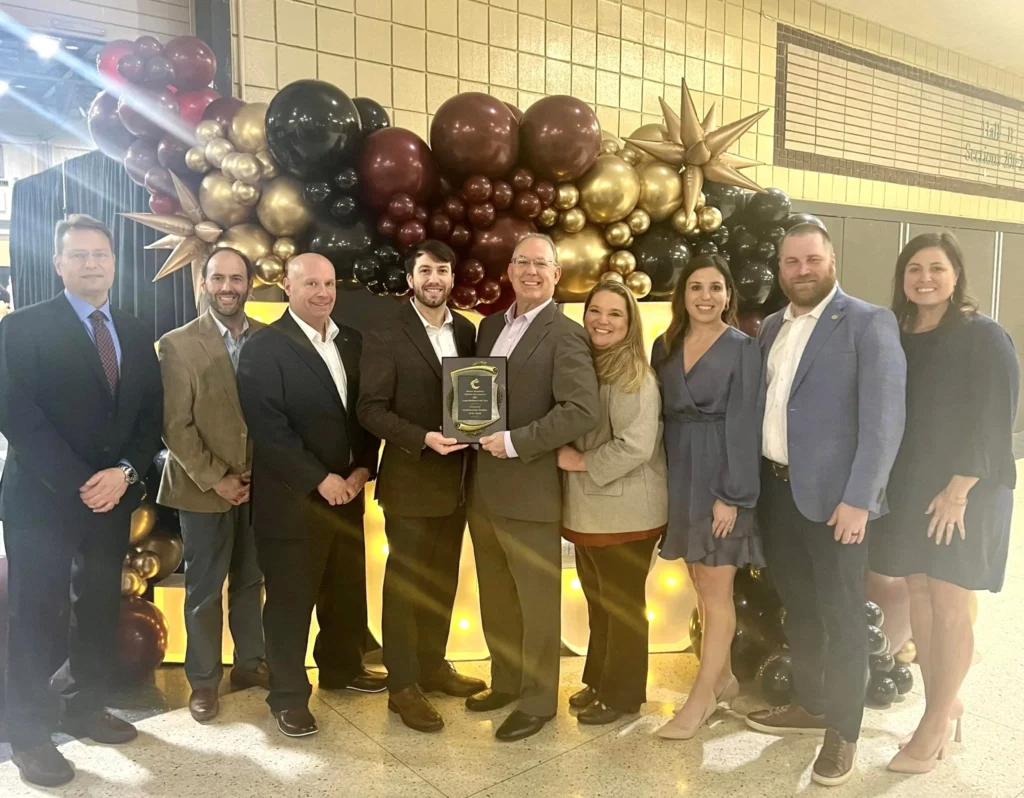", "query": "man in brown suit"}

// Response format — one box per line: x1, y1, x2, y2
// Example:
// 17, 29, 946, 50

466, 233, 599, 741
157, 248, 269, 723
358, 240, 486, 732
